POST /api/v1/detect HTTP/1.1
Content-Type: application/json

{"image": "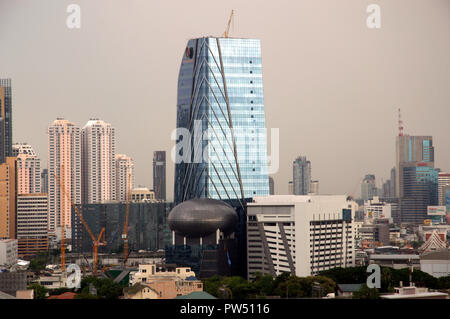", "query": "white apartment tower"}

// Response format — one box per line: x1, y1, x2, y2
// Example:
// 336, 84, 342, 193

81, 119, 116, 203
13, 143, 41, 194
47, 119, 81, 234
115, 154, 135, 202
247, 195, 356, 279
